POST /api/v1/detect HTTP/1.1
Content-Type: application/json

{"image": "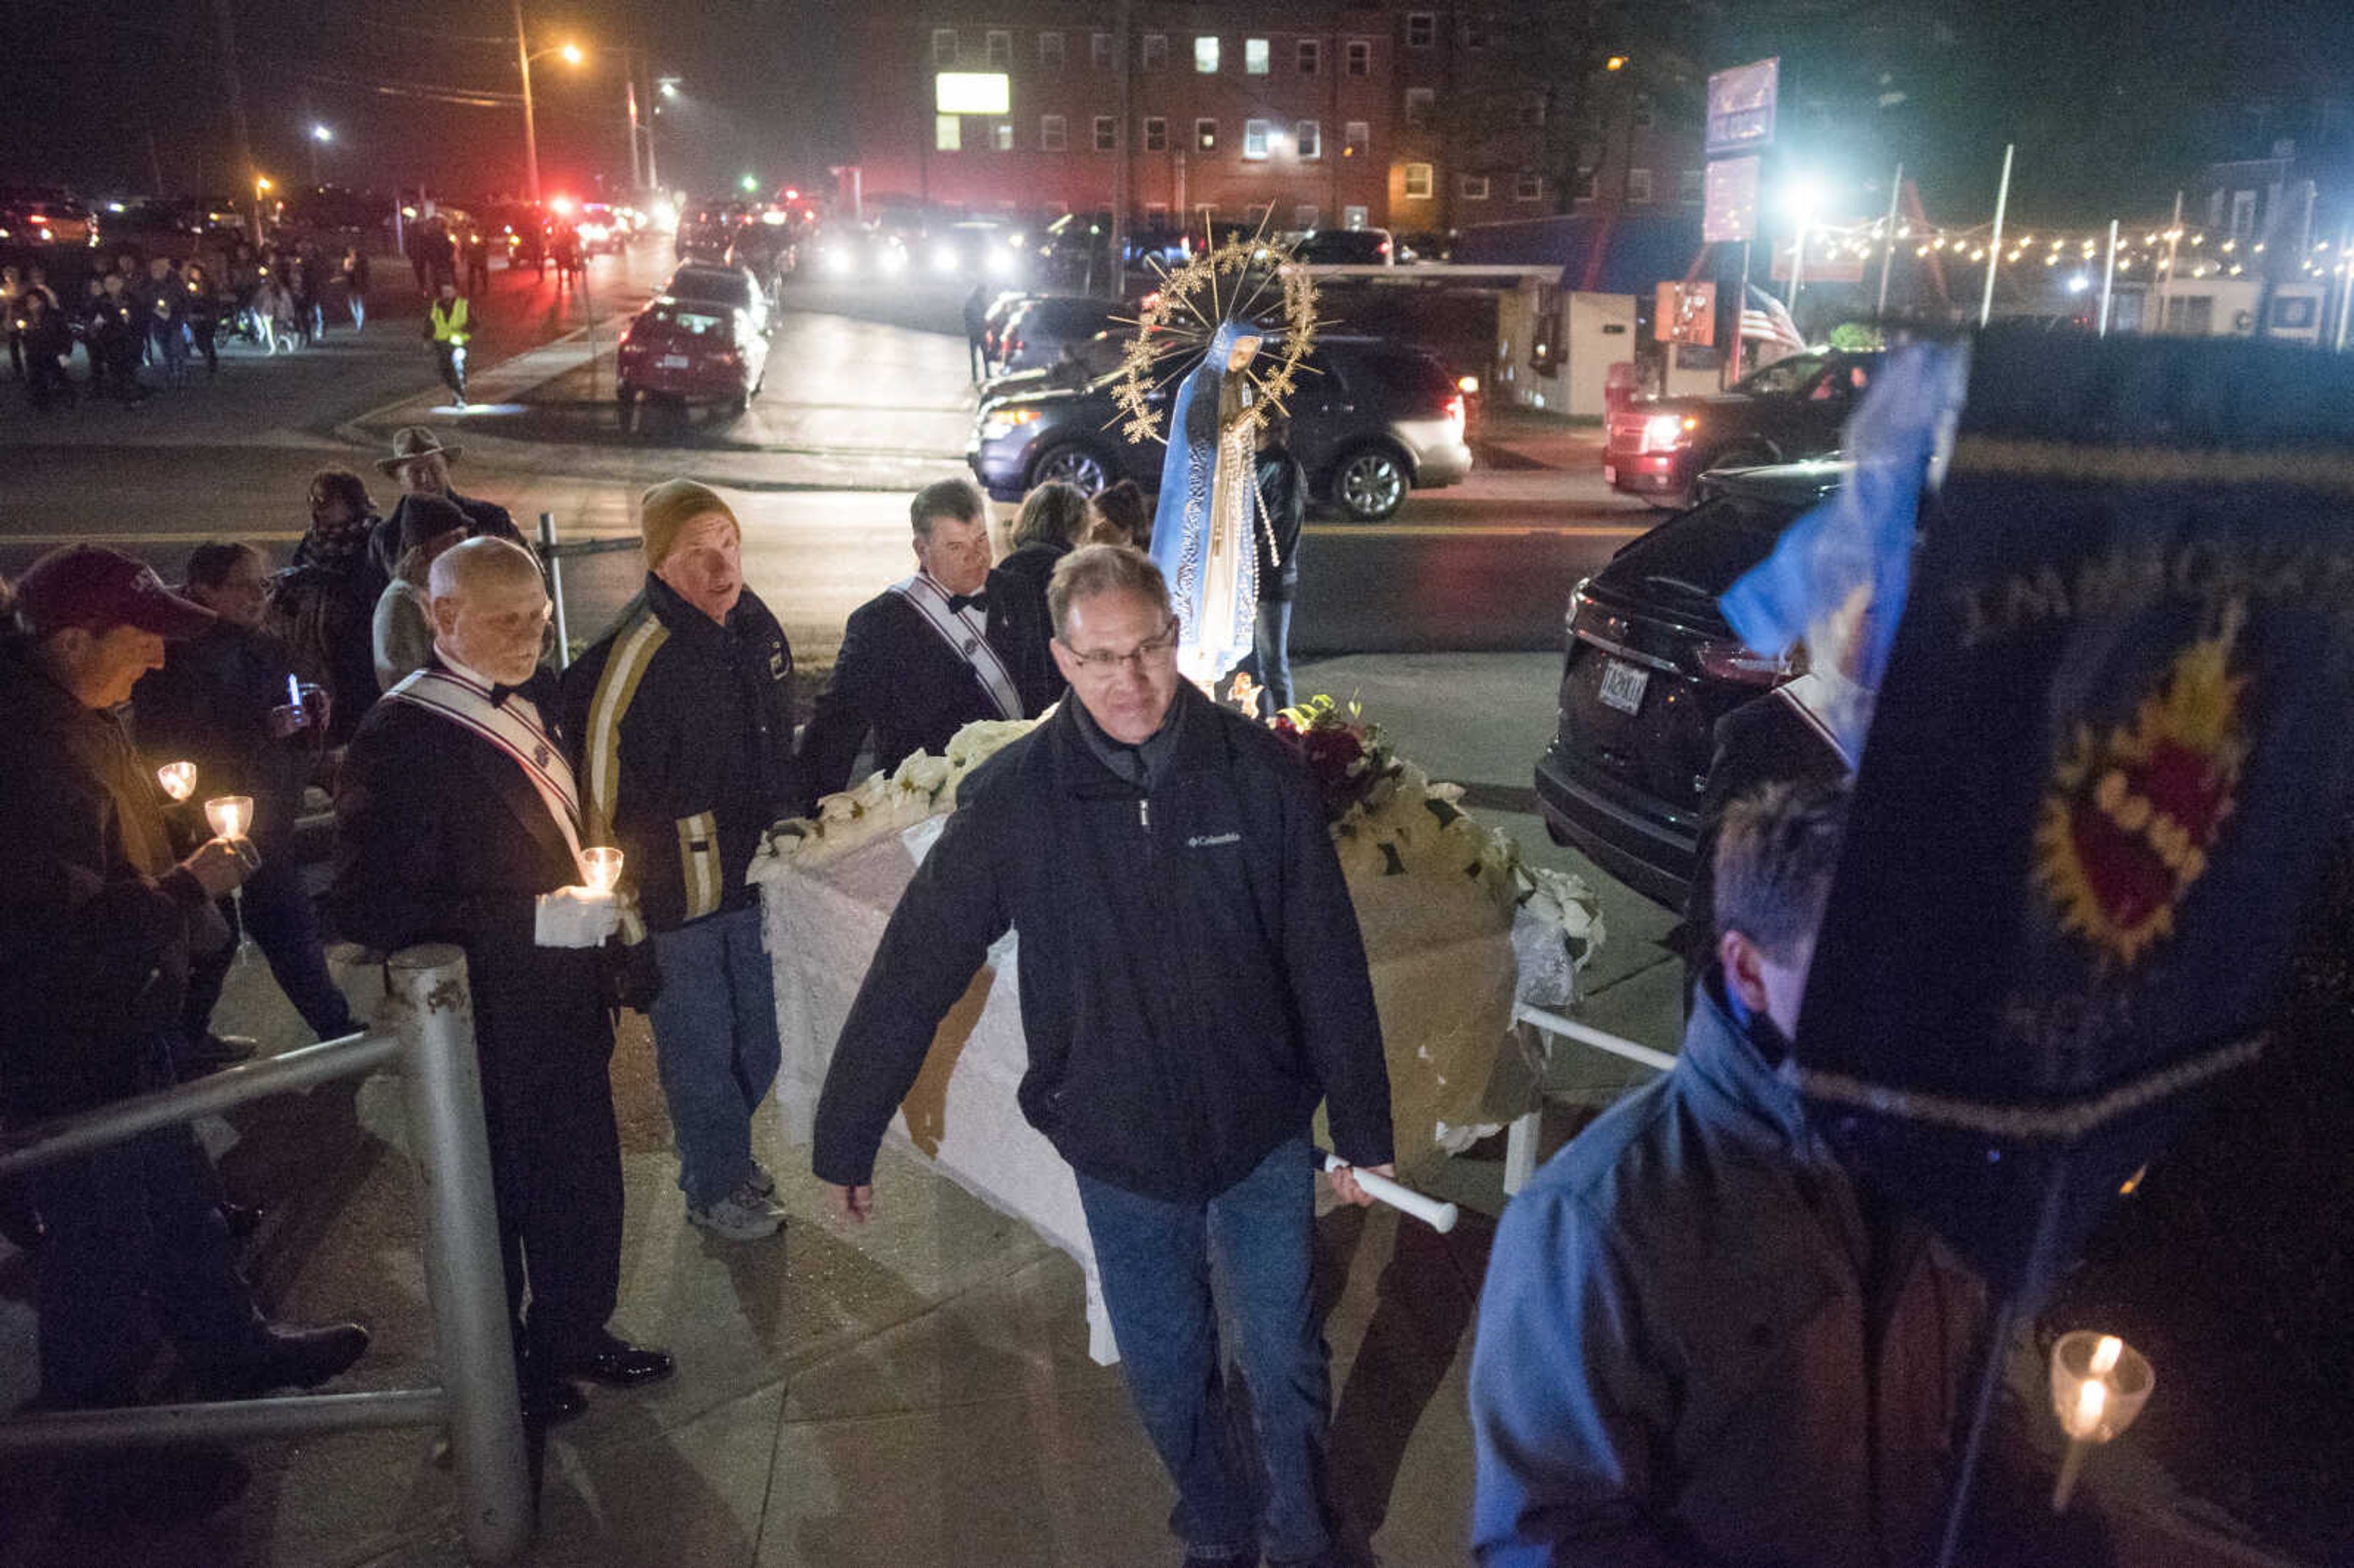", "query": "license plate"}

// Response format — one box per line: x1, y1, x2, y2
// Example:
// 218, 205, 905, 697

1602, 463, 1617, 483
1598, 658, 1650, 716
660, 354, 691, 368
